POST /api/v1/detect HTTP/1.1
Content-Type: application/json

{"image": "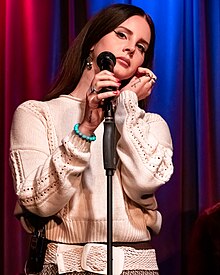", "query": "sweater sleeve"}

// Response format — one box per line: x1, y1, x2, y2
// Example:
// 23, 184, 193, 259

115, 90, 174, 208
9, 101, 90, 217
